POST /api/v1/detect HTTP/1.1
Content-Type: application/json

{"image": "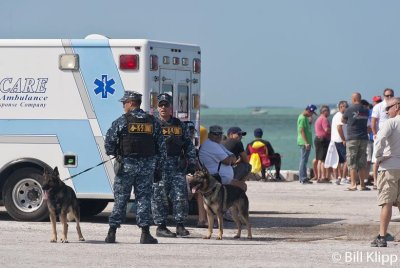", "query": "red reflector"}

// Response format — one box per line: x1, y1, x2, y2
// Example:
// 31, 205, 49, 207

120, 54, 139, 70
193, 58, 201, 73
150, 55, 158, 71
